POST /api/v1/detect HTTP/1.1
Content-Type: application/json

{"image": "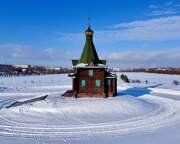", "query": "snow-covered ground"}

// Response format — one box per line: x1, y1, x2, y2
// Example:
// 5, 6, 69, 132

0, 73, 180, 144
